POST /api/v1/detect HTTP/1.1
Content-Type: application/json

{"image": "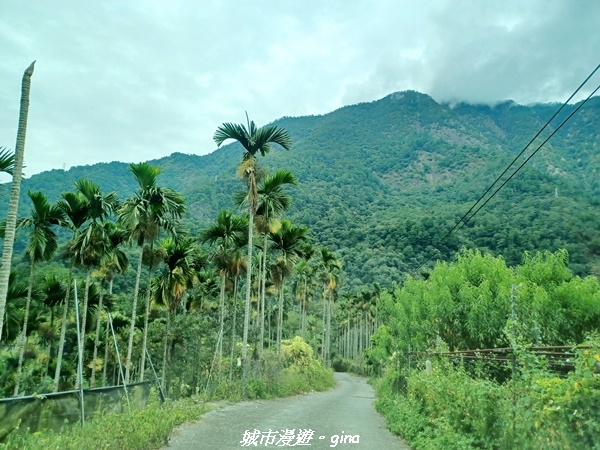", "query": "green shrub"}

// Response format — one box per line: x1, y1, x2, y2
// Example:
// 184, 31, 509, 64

375, 342, 600, 450
1, 395, 210, 450
513, 343, 600, 449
